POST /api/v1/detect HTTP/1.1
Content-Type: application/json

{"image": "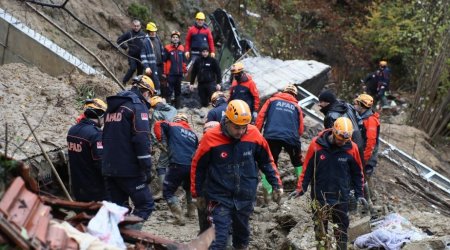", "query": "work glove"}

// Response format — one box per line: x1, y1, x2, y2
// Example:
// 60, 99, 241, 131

144, 170, 152, 185
195, 197, 206, 209
288, 190, 304, 199
357, 197, 369, 209
210, 52, 215, 58
272, 188, 283, 204
364, 165, 374, 176
185, 52, 190, 59
216, 83, 221, 91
